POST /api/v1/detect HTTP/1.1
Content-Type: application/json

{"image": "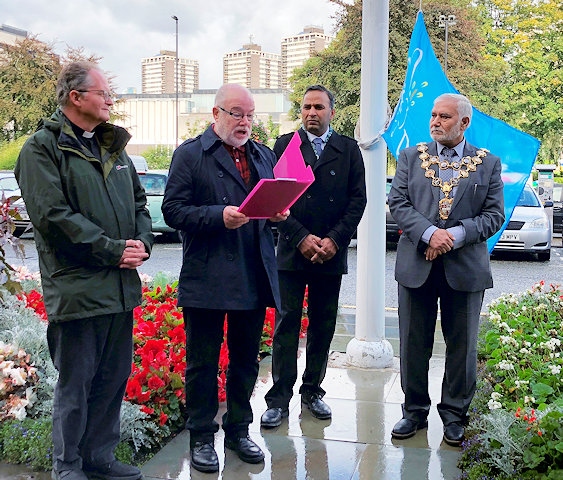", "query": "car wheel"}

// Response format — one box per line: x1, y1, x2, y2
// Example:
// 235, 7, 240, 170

537, 250, 551, 261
